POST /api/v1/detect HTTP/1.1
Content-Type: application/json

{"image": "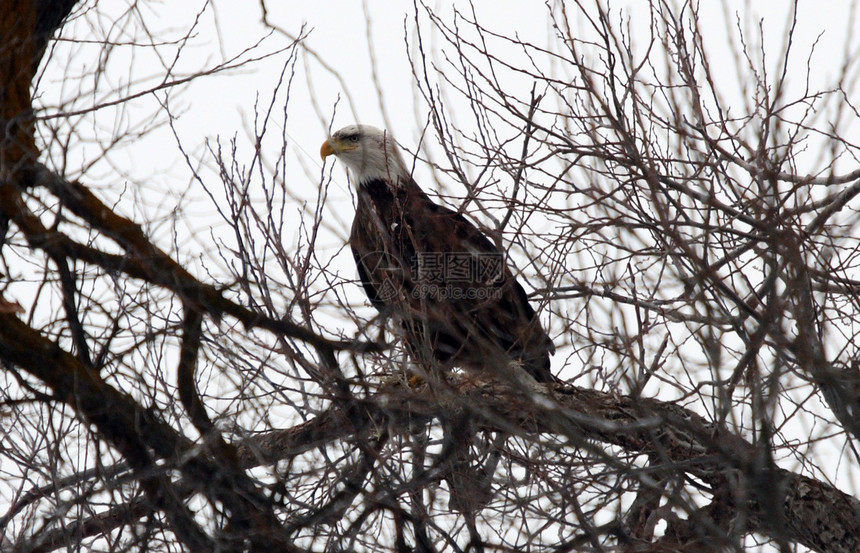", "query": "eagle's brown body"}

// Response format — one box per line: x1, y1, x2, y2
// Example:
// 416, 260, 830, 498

323, 125, 556, 383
